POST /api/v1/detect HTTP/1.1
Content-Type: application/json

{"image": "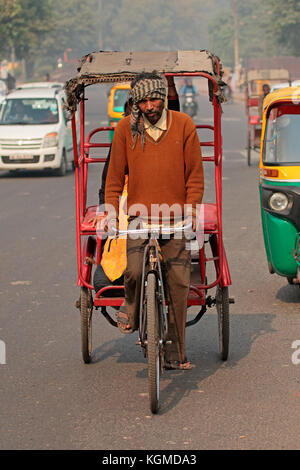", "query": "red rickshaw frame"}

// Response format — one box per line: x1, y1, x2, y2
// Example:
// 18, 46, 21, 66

70, 70, 231, 314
